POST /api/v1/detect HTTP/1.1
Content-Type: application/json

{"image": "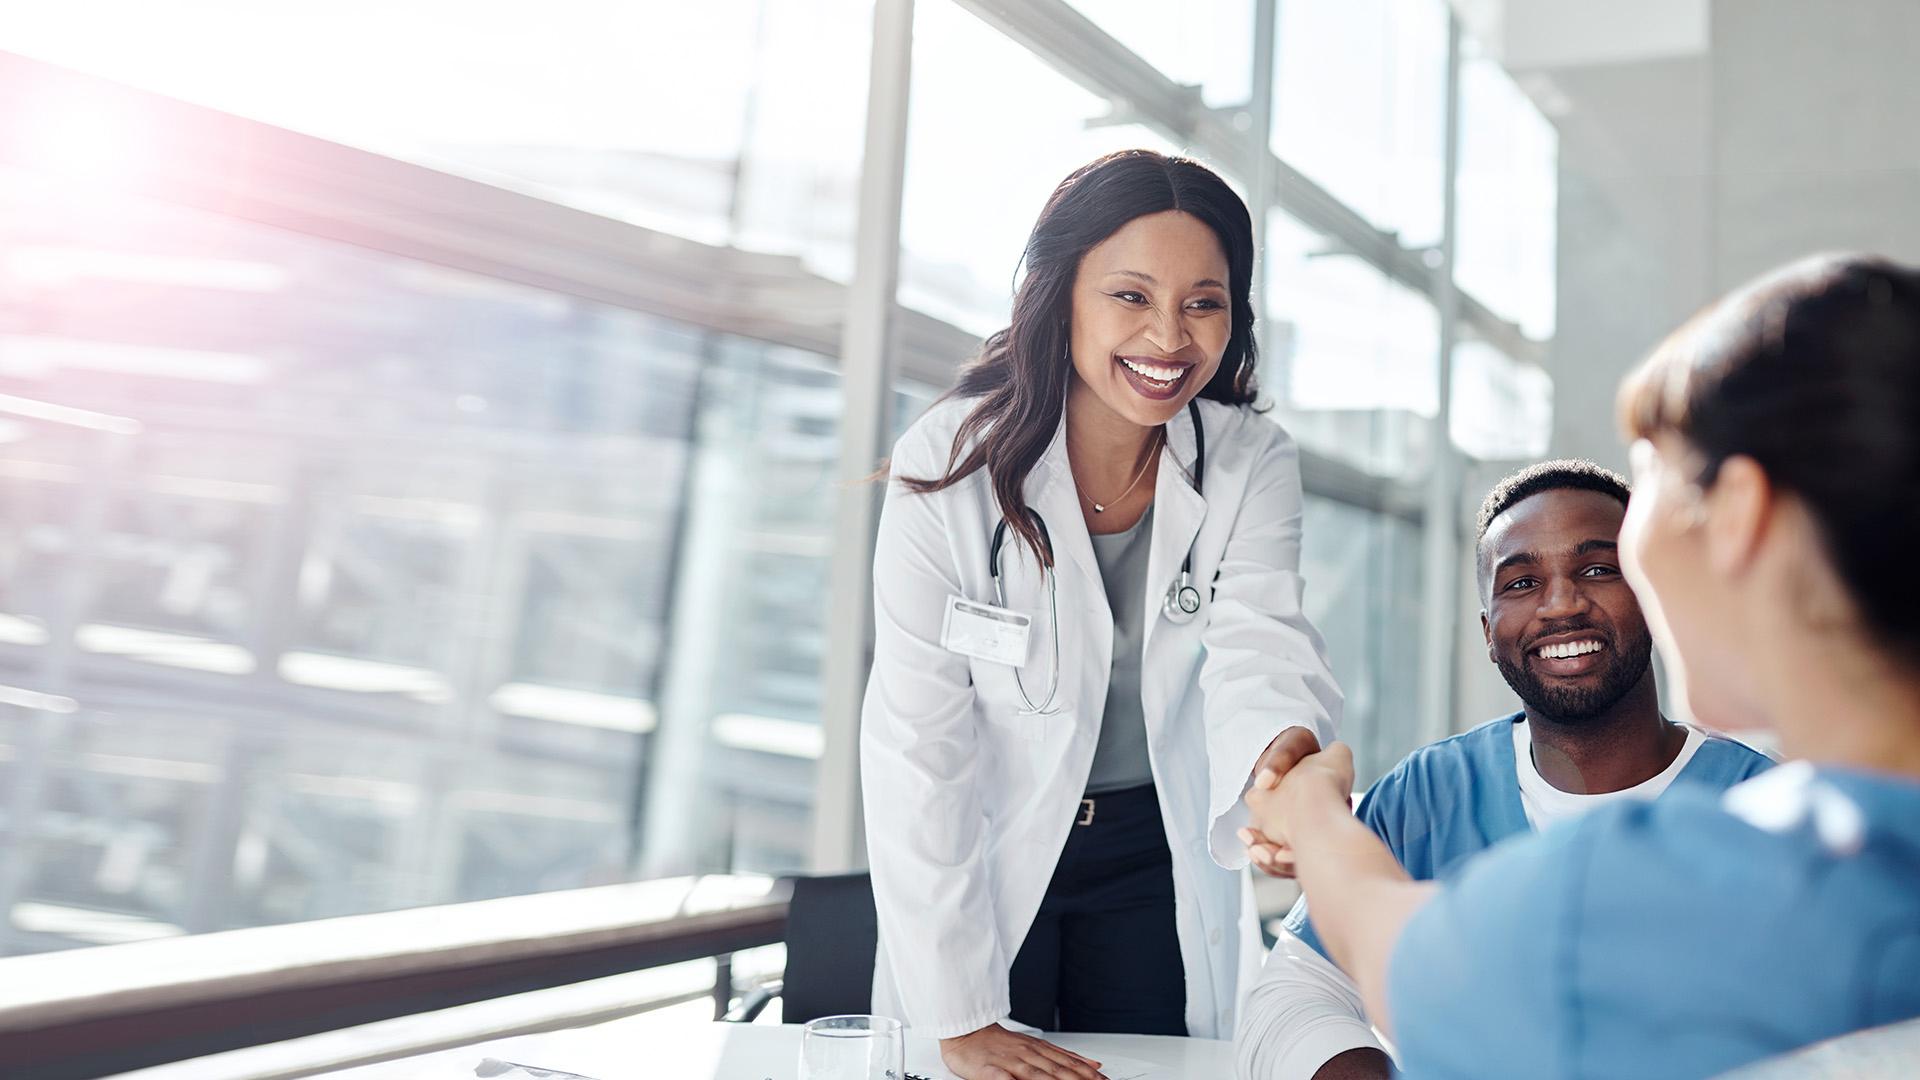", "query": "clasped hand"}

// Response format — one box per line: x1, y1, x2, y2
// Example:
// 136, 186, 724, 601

1238, 728, 1357, 877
